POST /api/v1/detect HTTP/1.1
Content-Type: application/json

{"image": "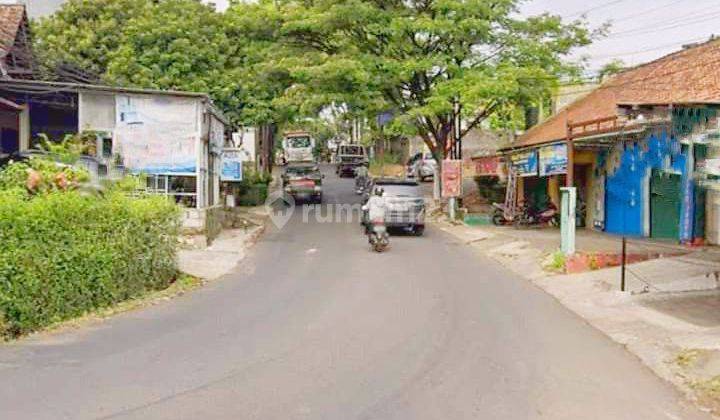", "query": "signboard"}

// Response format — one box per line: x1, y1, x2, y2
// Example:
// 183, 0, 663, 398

442, 159, 462, 198
221, 148, 243, 181
539, 144, 568, 176
510, 150, 538, 177
114, 95, 198, 175
474, 156, 501, 176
